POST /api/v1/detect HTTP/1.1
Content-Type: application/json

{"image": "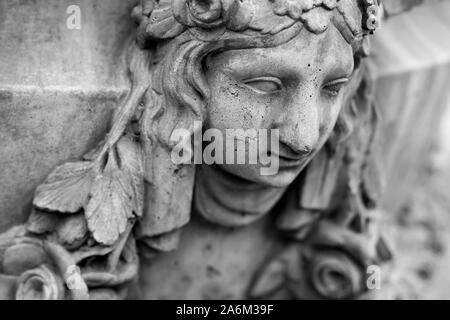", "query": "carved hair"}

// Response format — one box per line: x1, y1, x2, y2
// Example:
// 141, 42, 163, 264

130, 0, 380, 149
26, 0, 383, 249
114, 0, 383, 242
31, 0, 383, 248
0, 0, 386, 300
